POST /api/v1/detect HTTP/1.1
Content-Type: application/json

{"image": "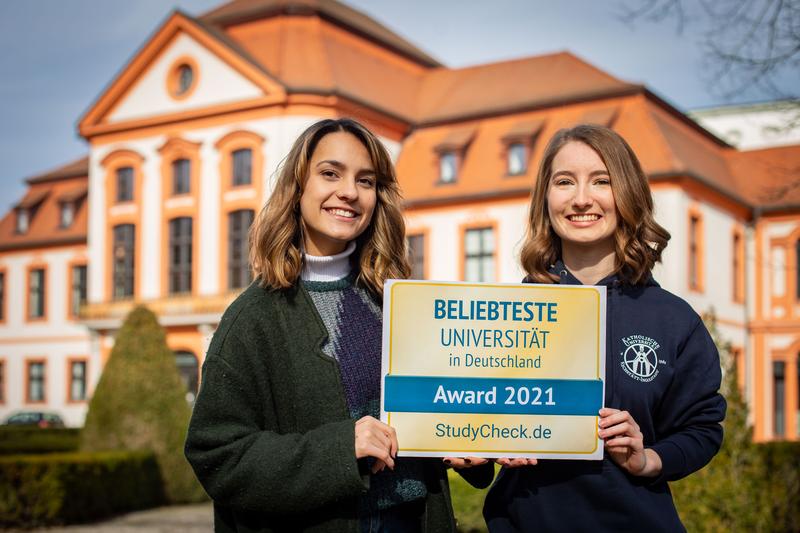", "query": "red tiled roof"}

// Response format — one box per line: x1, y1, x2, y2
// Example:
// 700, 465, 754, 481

0, 166, 88, 251
726, 145, 800, 210
204, 4, 639, 125
413, 52, 638, 124
26, 156, 89, 184
201, 0, 442, 68
396, 92, 776, 209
